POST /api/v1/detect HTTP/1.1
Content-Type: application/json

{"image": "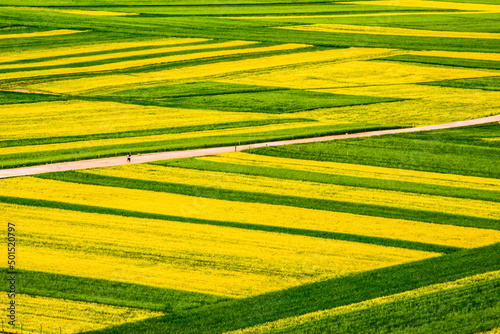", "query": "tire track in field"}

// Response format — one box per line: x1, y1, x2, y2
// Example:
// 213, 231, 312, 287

0, 114, 499, 179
